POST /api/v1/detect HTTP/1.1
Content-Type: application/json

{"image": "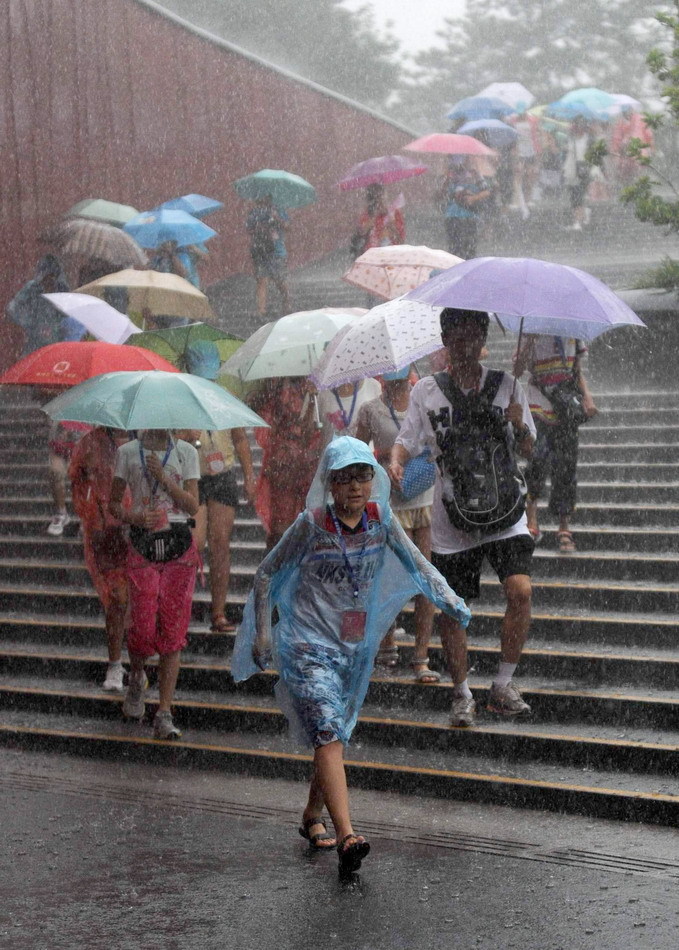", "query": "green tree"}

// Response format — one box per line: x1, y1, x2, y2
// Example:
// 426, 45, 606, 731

617, 1, 679, 288
157, 0, 402, 113
394, 0, 668, 131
